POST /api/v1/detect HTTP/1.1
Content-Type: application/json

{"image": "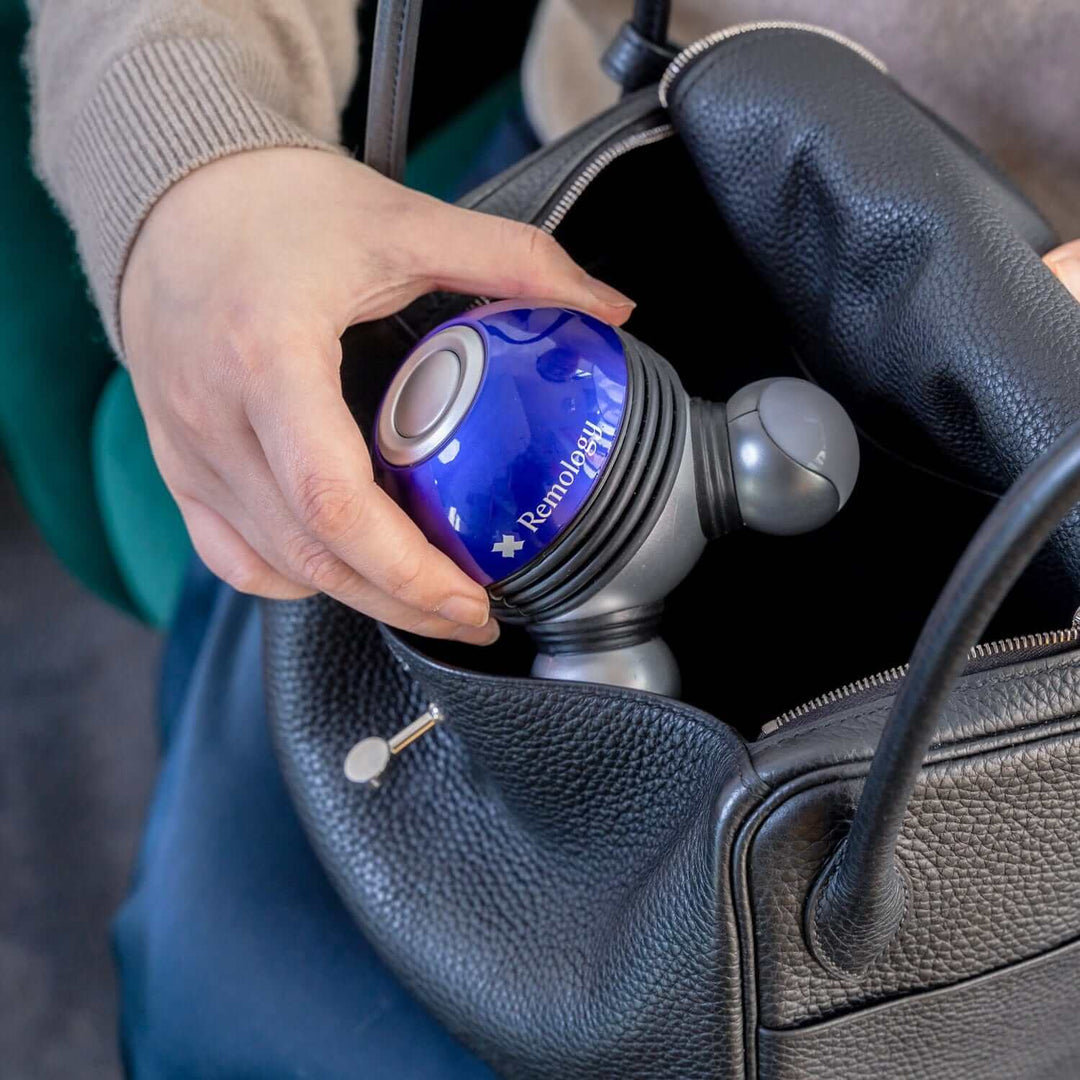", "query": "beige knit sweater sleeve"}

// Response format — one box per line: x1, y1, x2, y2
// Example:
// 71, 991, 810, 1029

26, 0, 361, 351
